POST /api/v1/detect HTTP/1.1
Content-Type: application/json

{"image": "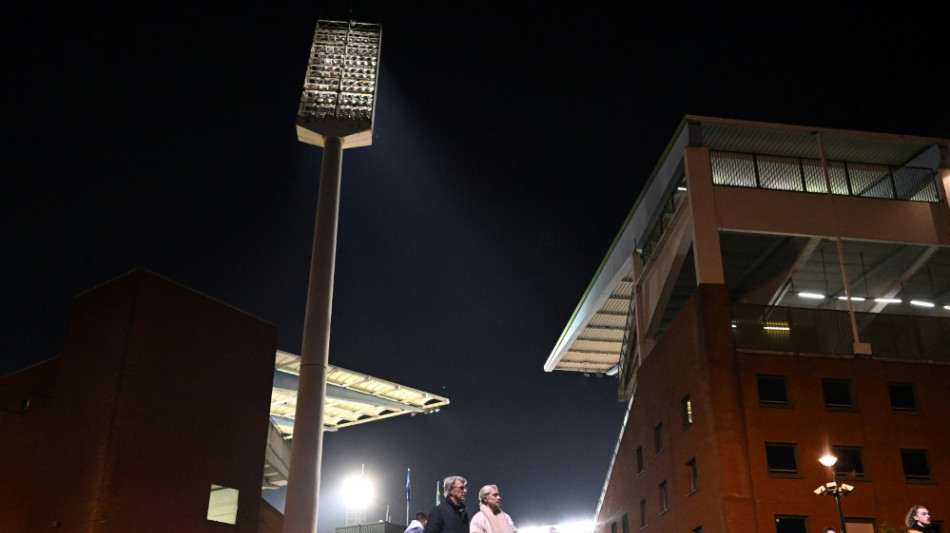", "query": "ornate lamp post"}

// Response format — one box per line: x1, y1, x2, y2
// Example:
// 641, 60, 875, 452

813, 454, 854, 533
283, 20, 382, 533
